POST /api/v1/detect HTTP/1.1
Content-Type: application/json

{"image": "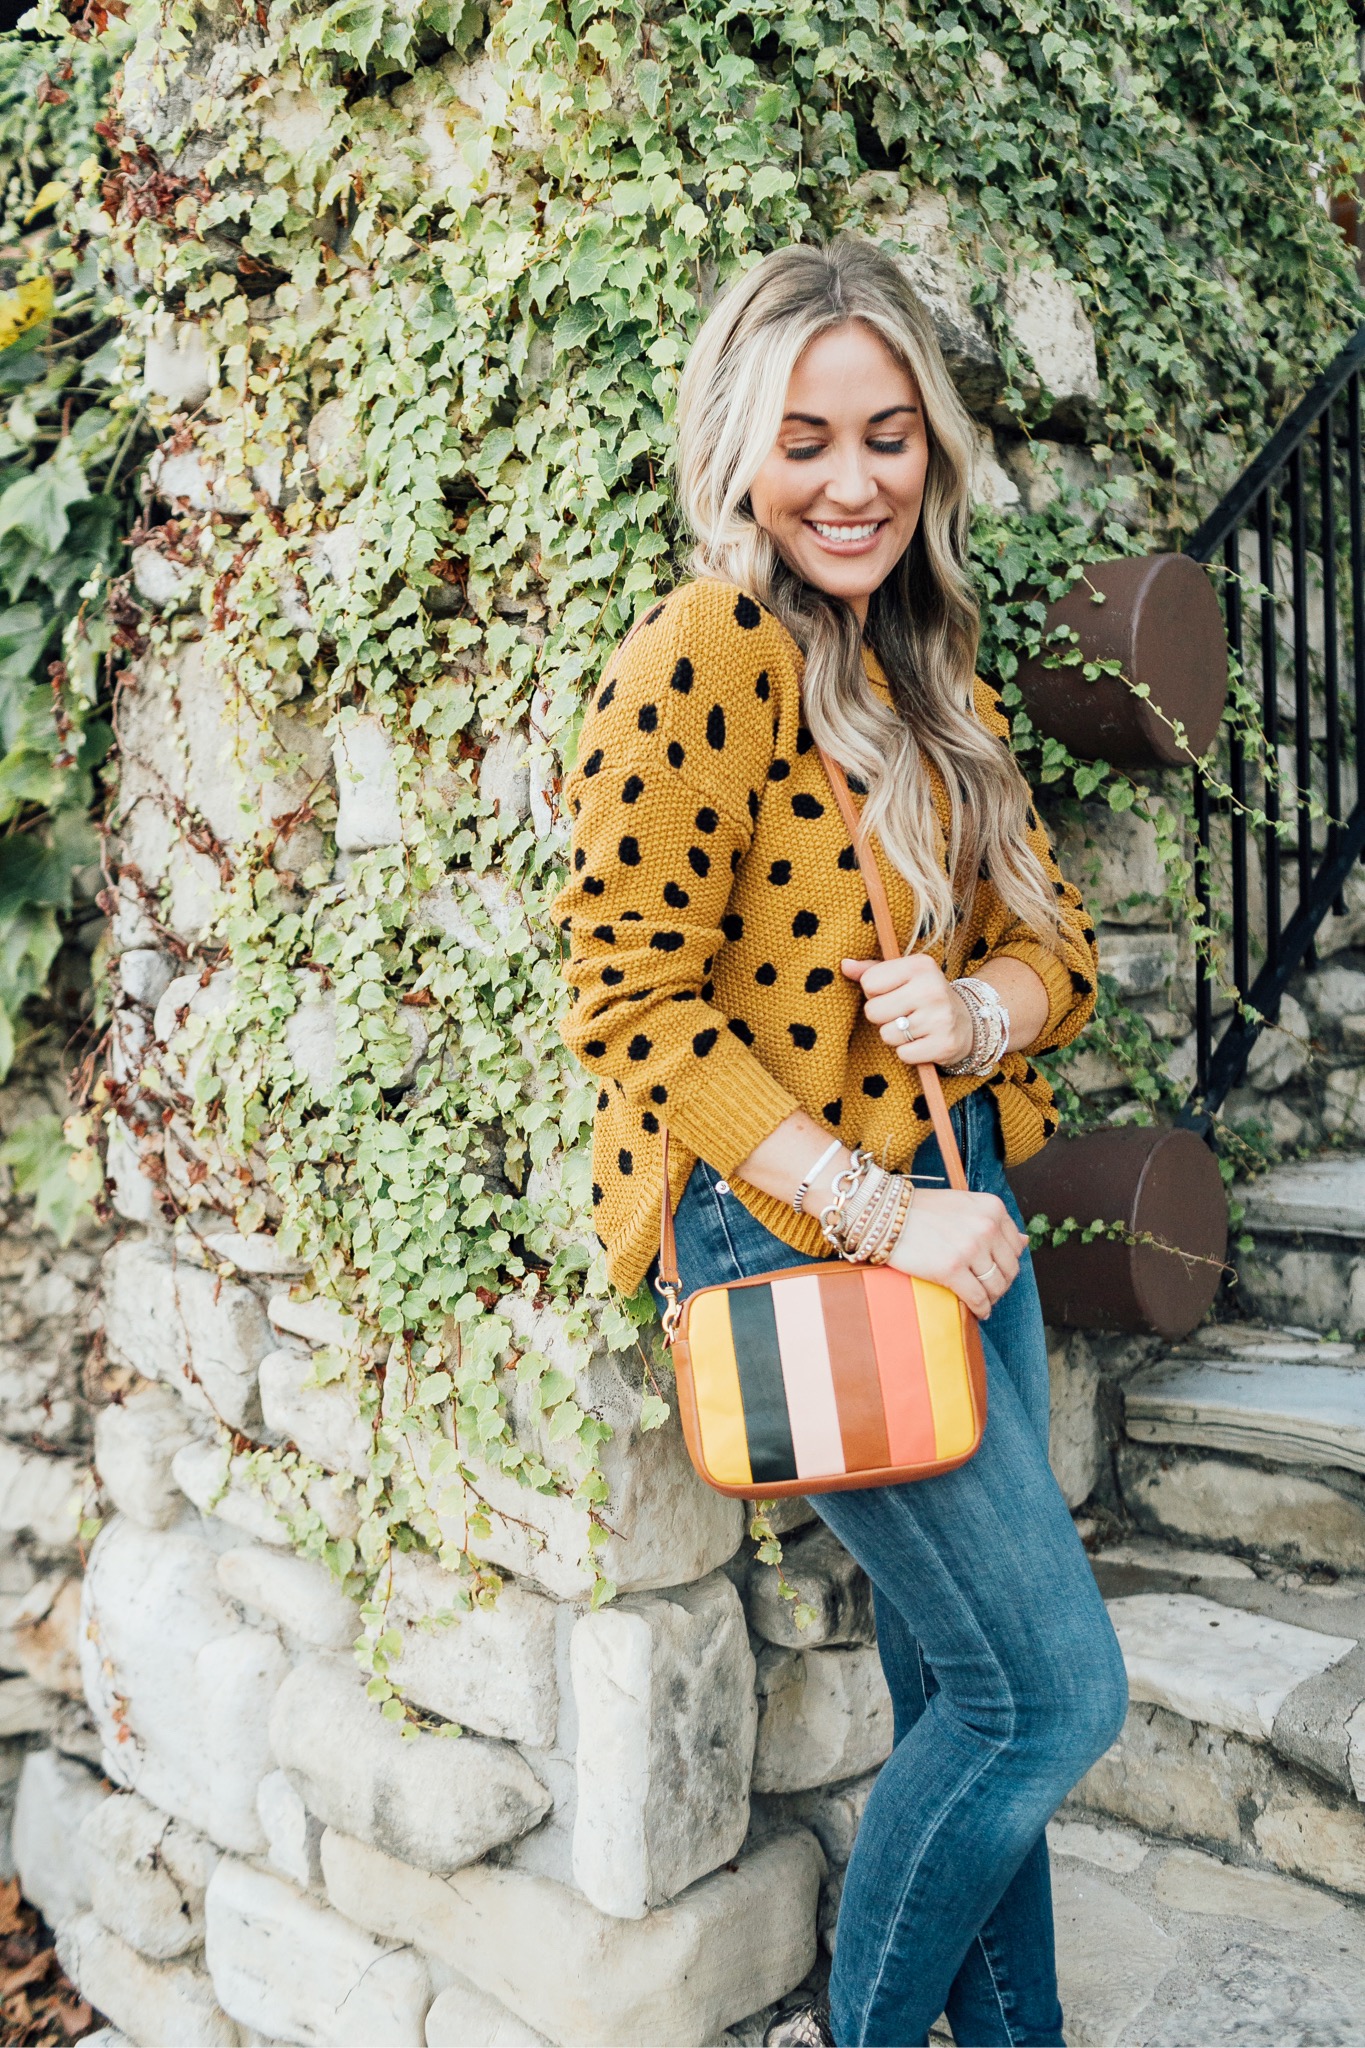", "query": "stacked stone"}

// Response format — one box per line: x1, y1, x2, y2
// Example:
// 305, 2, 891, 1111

0, 1042, 117, 1935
